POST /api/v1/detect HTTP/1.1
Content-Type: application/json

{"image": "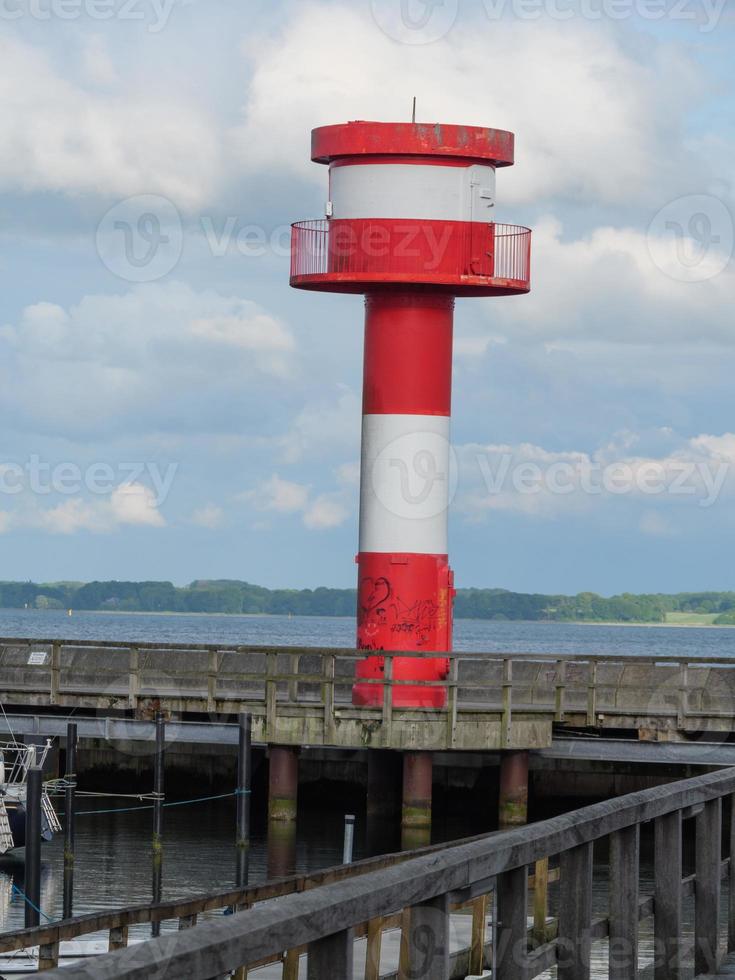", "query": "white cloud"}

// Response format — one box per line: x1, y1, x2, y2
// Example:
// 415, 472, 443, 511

4, 482, 165, 535
0, 36, 221, 208
190, 504, 225, 529
0, 282, 297, 437
455, 430, 735, 521
480, 217, 735, 347
280, 385, 361, 463
303, 493, 349, 530
109, 483, 166, 527
243, 473, 351, 530
246, 474, 310, 514
233, 3, 707, 208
